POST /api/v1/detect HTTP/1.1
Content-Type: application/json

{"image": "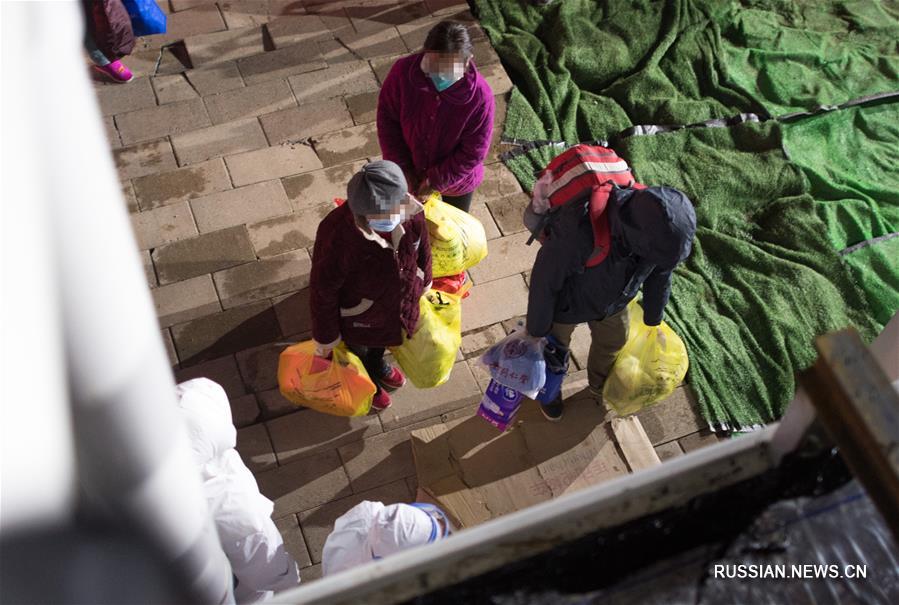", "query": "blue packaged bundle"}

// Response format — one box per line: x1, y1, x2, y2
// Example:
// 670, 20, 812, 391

477, 379, 524, 431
